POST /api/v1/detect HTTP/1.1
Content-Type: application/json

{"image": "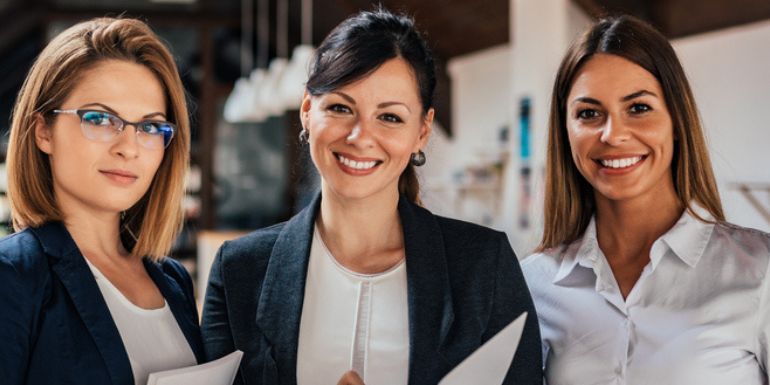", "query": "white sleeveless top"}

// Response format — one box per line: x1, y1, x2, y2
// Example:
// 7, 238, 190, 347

86, 259, 197, 385
296, 227, 410, 385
